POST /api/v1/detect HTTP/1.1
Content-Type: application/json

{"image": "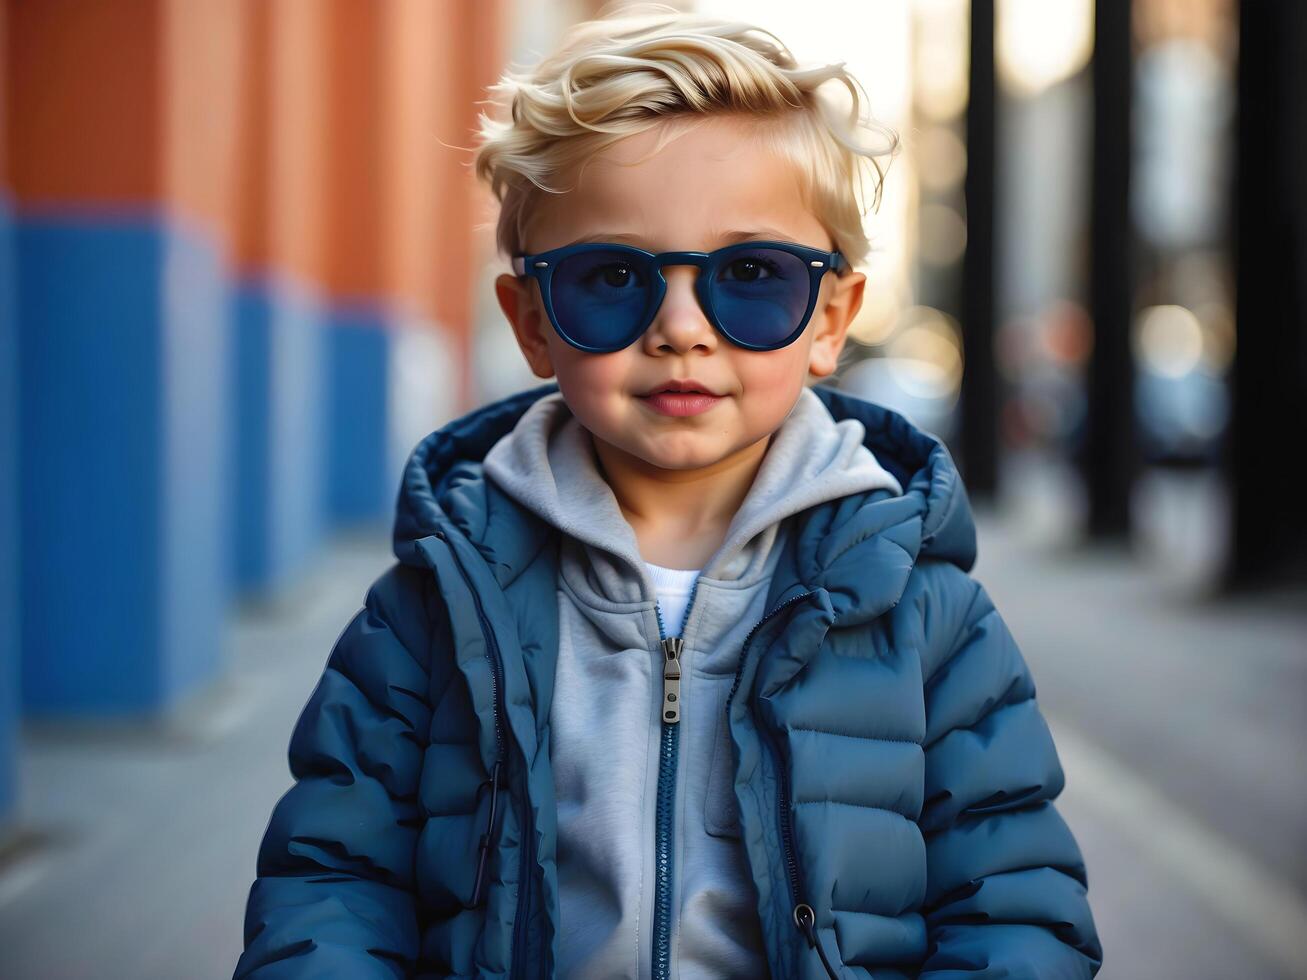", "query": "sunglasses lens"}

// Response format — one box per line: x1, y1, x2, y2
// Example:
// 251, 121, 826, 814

710, 247, 813, 348
550, 249, 651, 351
